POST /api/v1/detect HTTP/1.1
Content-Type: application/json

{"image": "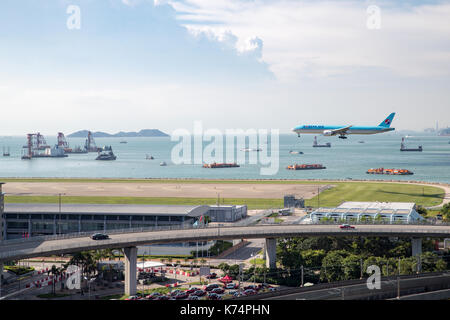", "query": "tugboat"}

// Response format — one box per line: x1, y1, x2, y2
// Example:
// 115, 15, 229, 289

289, 150, 304, 154
146, 154, 154, 160
95, 146, 117, 160
2, 146, 10, 157
160, 161, 167, 166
